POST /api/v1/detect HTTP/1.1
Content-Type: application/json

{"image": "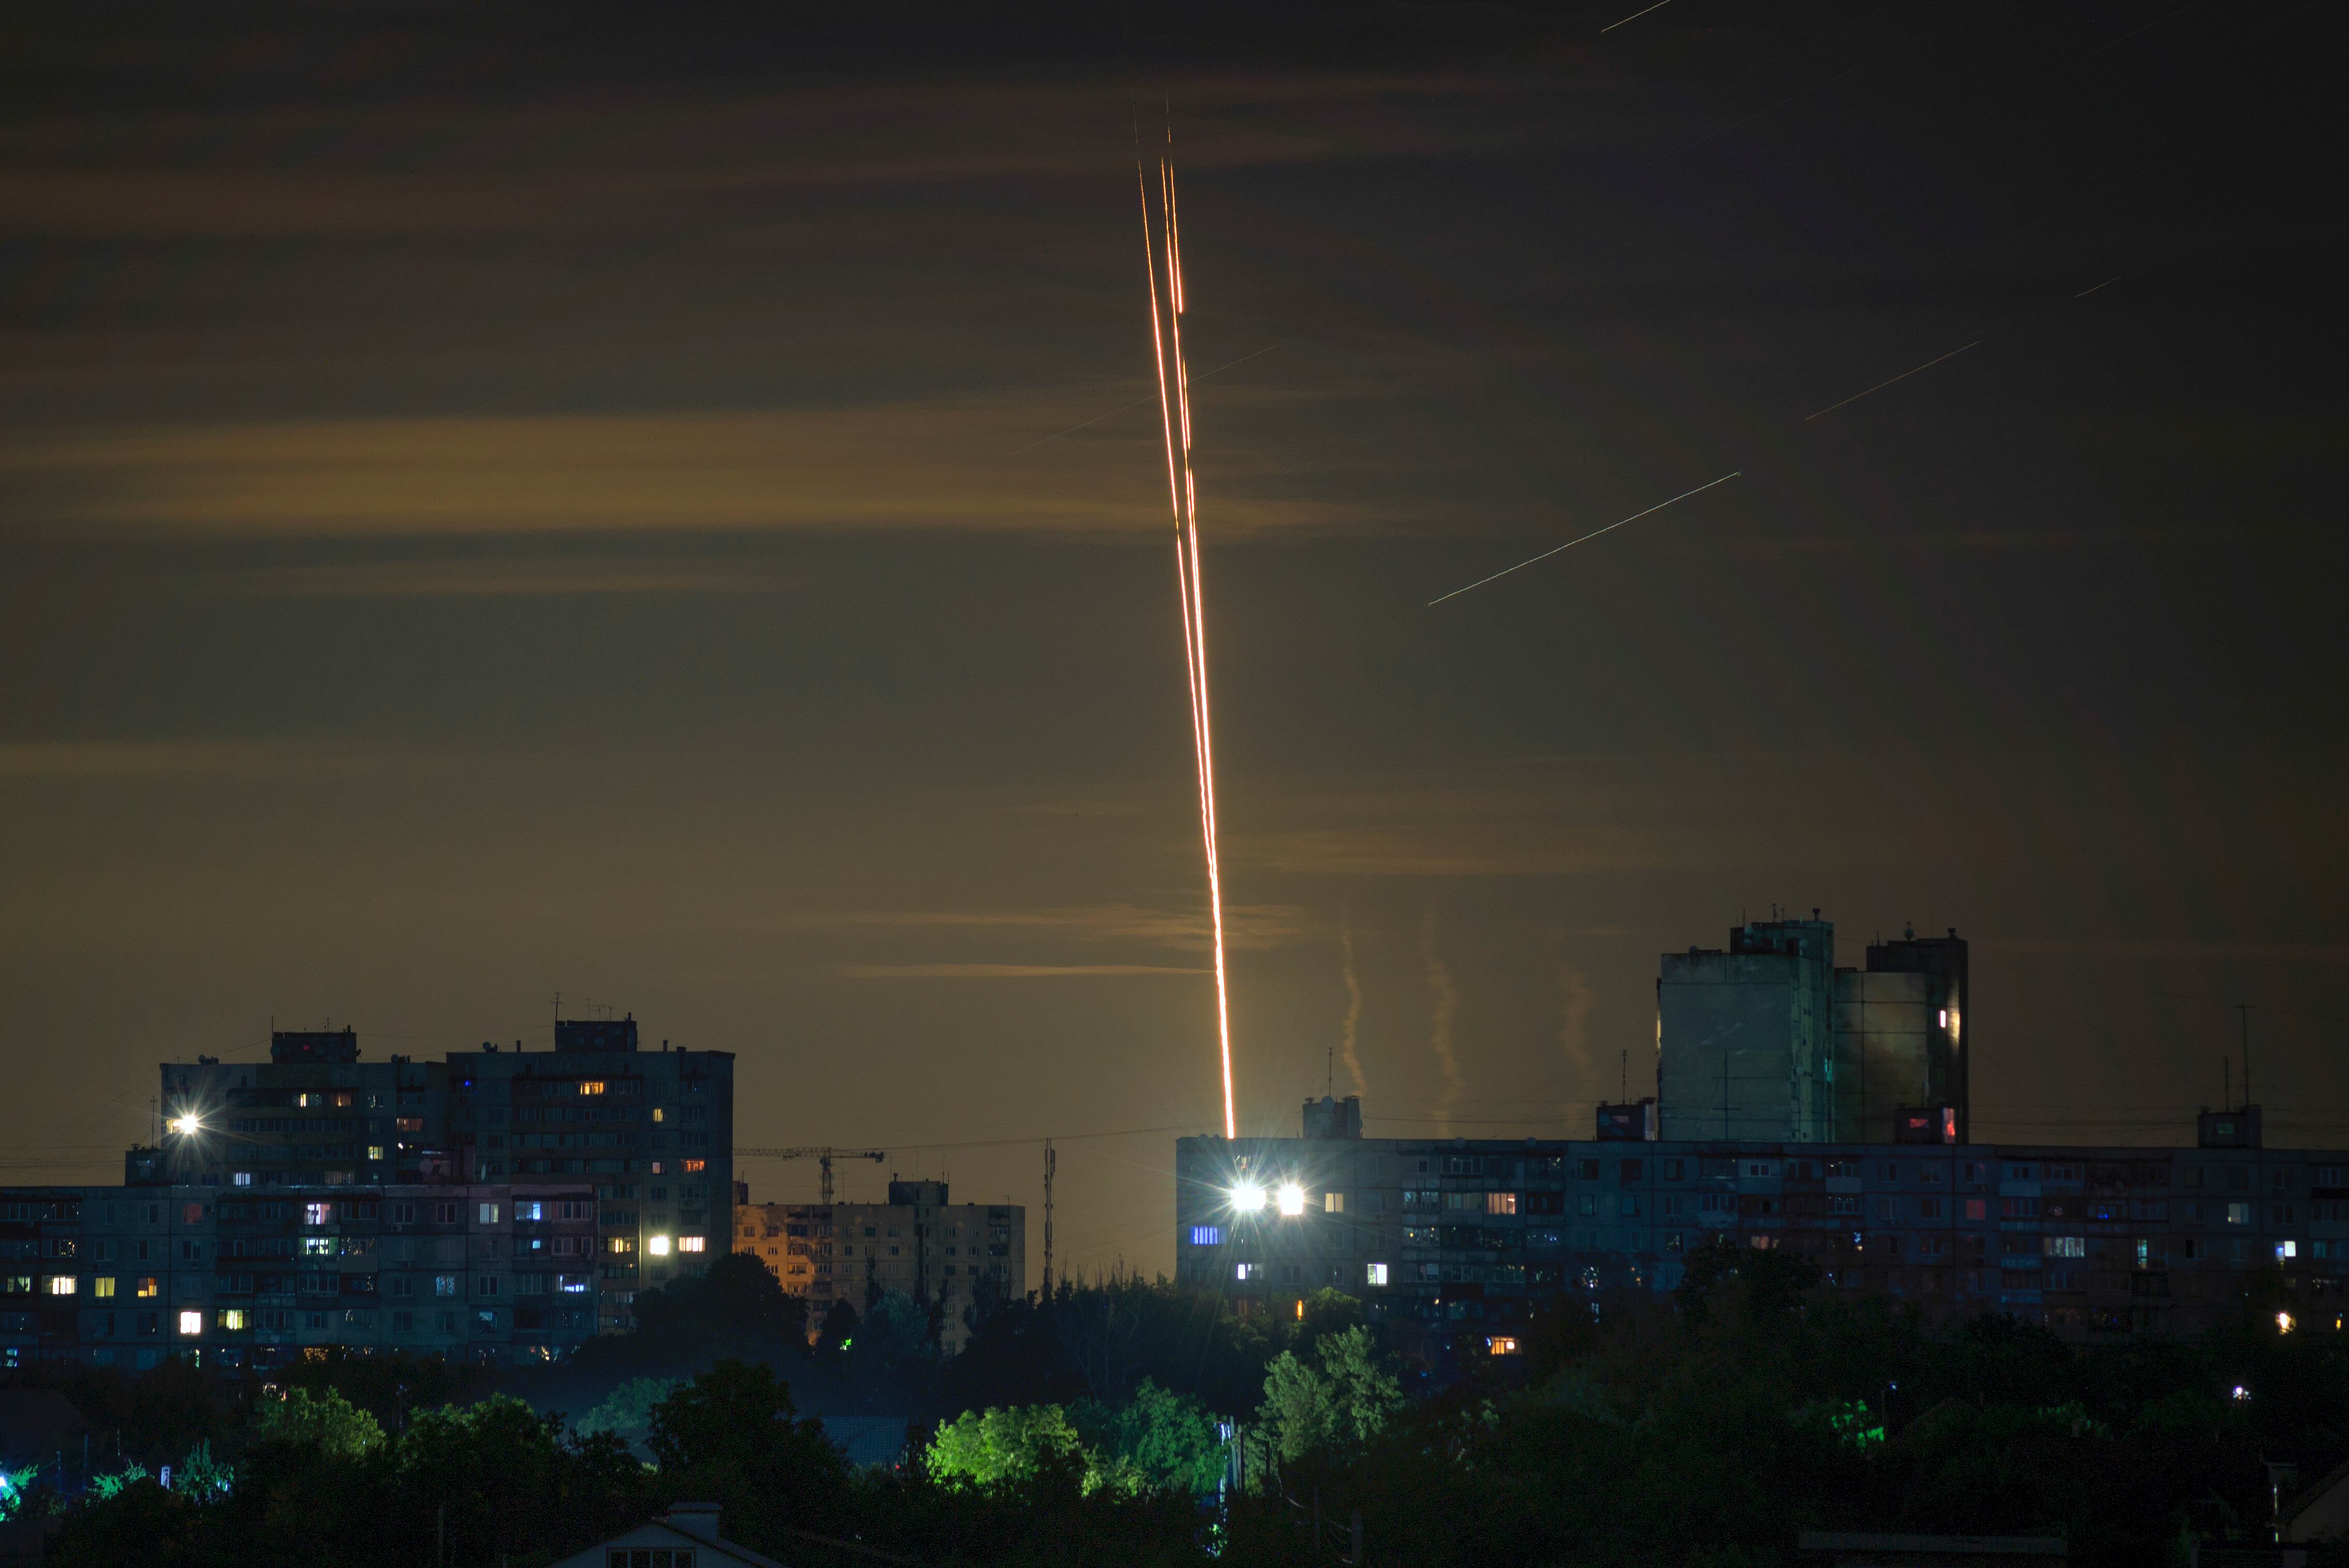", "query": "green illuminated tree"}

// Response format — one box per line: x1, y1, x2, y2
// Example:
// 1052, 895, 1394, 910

1251, 1325, 1405, 1472
253, 1386, 384, 1459
924, 1403, 1086, 1488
